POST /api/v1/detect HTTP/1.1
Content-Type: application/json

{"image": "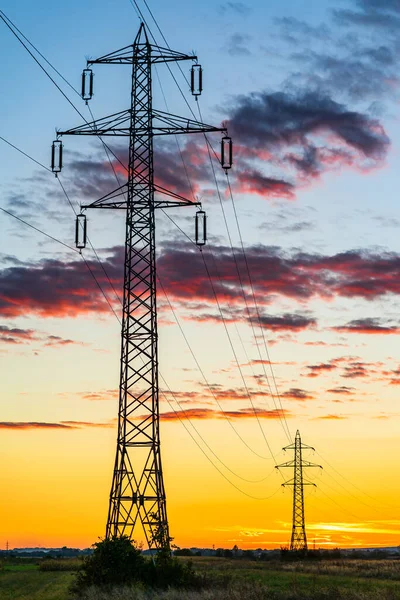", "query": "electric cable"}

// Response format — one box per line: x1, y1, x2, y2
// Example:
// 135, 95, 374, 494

130, 0, 291, 446
0, 10, 127, 175
0, 14, 288, 491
